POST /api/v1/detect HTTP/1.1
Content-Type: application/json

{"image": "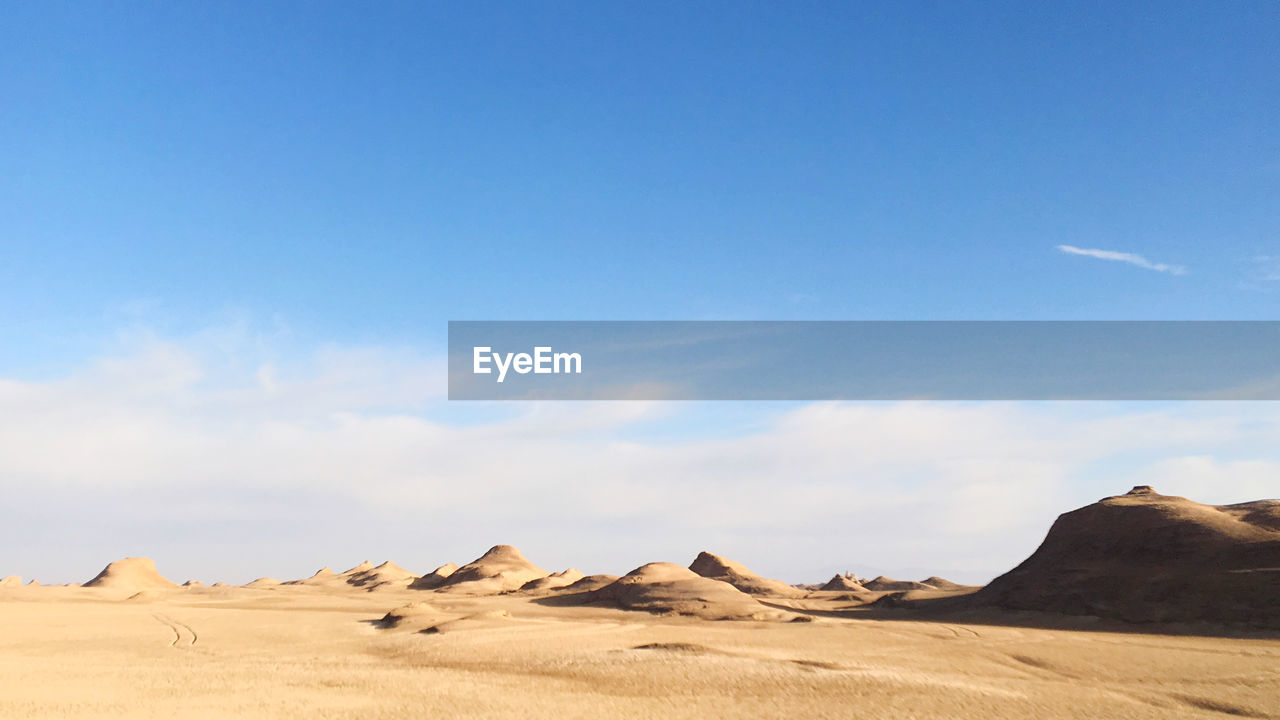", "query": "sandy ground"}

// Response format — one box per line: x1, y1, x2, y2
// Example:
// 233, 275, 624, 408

1, 585, 1276, 719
